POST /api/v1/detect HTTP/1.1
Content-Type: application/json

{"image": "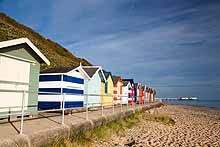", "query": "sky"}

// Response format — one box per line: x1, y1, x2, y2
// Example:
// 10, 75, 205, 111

0, 0, 220, 99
